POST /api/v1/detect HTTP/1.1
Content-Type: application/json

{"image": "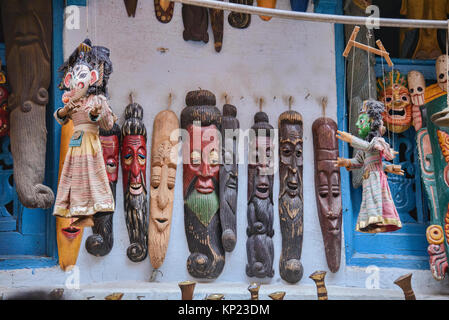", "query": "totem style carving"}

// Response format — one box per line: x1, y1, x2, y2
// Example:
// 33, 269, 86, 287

209, 1, 224, 52
290, 0, 309, 11
180, 90, 224, 279
54, 39, 115, 228
312, 117, 342, 273
0, 61, 9, 138
121, 103, 148, 262
394, 273, 416, 300
377, 70, 412, 134
220, 104, 239, 252
1, 0, 55, 209
246, 112, 275, 278
148, 110, 179, 269
228, 0, 254, 29
154, 0, 174, 23
182, 4, 209, 43
400, 0, 449, 59
309, 271, 328, 300
278, 110, 303, 283
85, 123, 121, 257
124, 0, 138, 17
256, 0, 277, 21
426, 224, 448, 280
